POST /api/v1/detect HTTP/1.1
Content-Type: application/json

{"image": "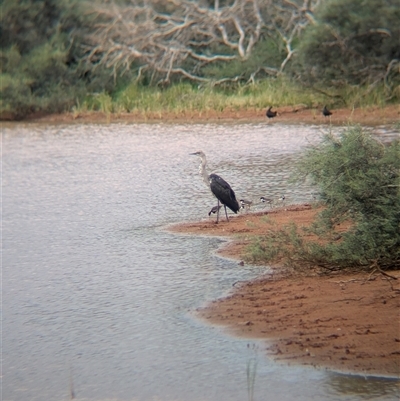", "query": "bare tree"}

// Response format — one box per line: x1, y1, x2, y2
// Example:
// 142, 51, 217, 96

82, 0, 320, 85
